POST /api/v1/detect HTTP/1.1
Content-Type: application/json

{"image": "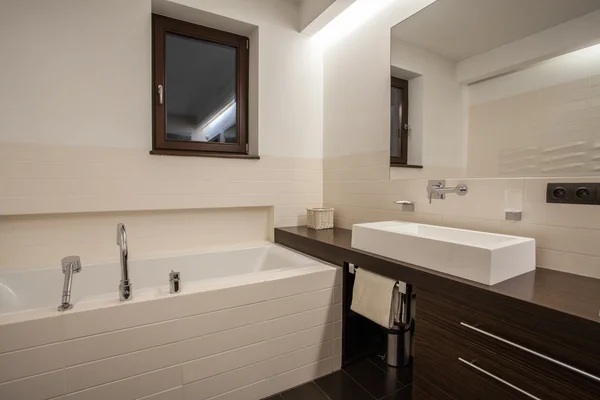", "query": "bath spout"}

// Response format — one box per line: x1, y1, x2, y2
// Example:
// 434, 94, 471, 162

58, 256, 82, 311
117, 223, 132, 301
